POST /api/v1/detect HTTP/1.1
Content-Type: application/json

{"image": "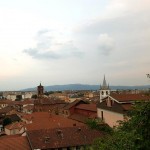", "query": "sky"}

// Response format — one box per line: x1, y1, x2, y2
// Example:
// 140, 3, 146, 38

0, 0, 150, 90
